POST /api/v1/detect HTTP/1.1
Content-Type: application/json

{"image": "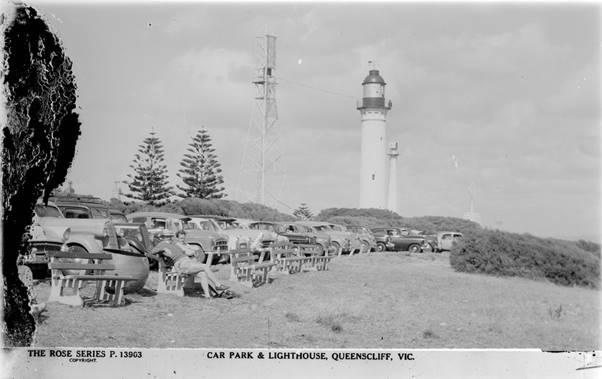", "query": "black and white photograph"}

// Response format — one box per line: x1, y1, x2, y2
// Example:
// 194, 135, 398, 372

1, 1, 600, 377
